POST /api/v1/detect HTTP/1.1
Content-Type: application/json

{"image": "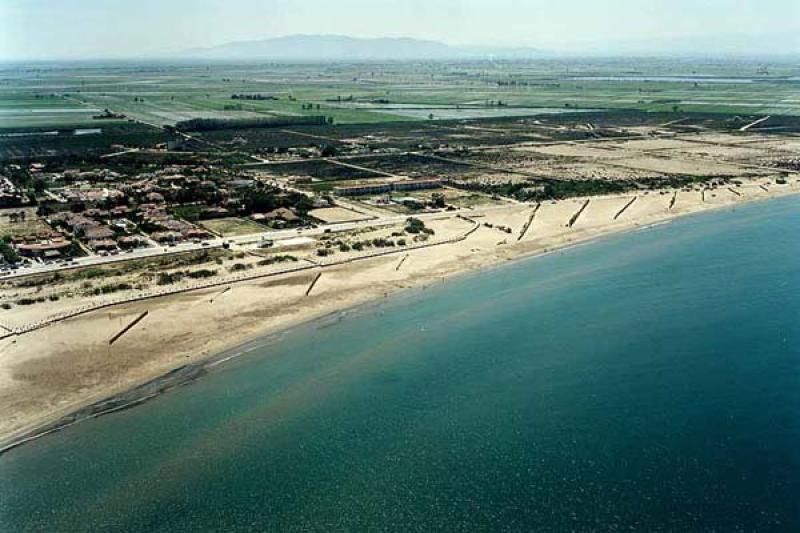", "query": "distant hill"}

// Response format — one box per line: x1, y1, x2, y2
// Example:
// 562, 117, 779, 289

184, 34, 547, 61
